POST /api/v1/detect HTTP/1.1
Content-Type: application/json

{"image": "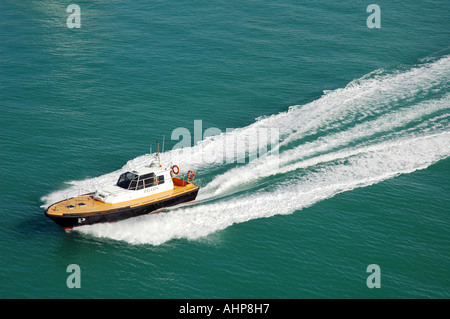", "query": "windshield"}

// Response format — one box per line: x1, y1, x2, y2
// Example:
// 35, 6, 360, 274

117, 172, 138, 189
